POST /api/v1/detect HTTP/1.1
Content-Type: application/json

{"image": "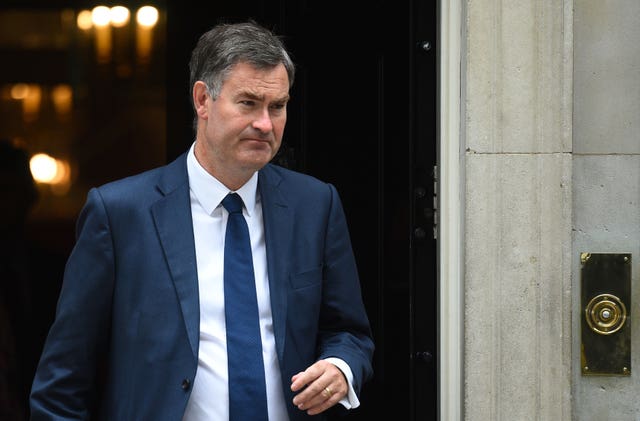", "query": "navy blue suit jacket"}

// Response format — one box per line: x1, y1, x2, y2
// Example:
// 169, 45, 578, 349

30, 153, 374, 420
